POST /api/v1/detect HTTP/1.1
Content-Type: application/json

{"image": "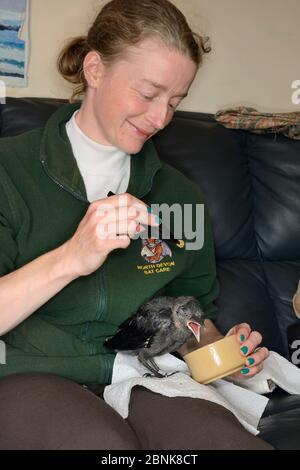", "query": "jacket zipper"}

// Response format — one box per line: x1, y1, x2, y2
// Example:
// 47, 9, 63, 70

40, 157, 89, 203
41, 157, 109, 378
96, 266, 106, 321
